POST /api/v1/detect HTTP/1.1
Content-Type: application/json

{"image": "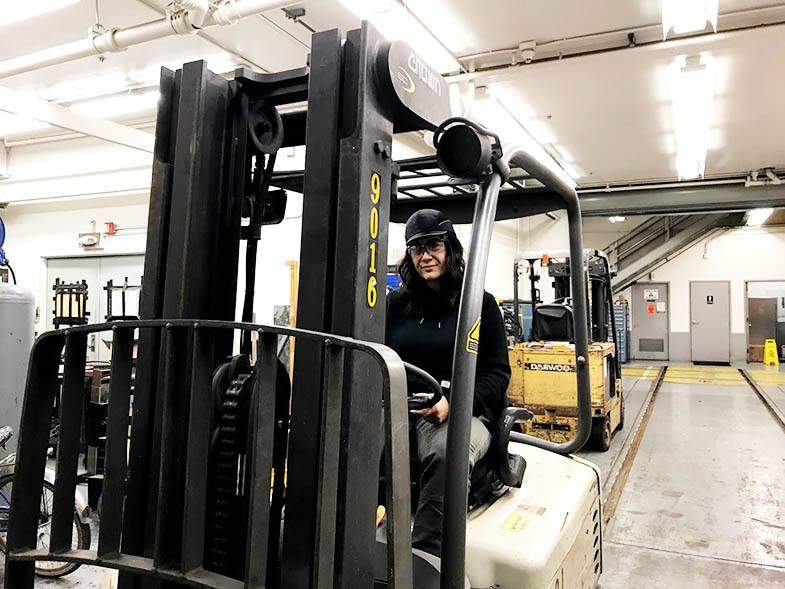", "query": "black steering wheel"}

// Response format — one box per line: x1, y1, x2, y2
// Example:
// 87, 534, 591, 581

403, 362, 443, 412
